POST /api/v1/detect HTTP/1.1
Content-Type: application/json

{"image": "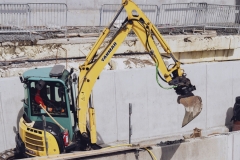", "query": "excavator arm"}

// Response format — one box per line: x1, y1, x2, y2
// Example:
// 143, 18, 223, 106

77, 0, 202, 145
